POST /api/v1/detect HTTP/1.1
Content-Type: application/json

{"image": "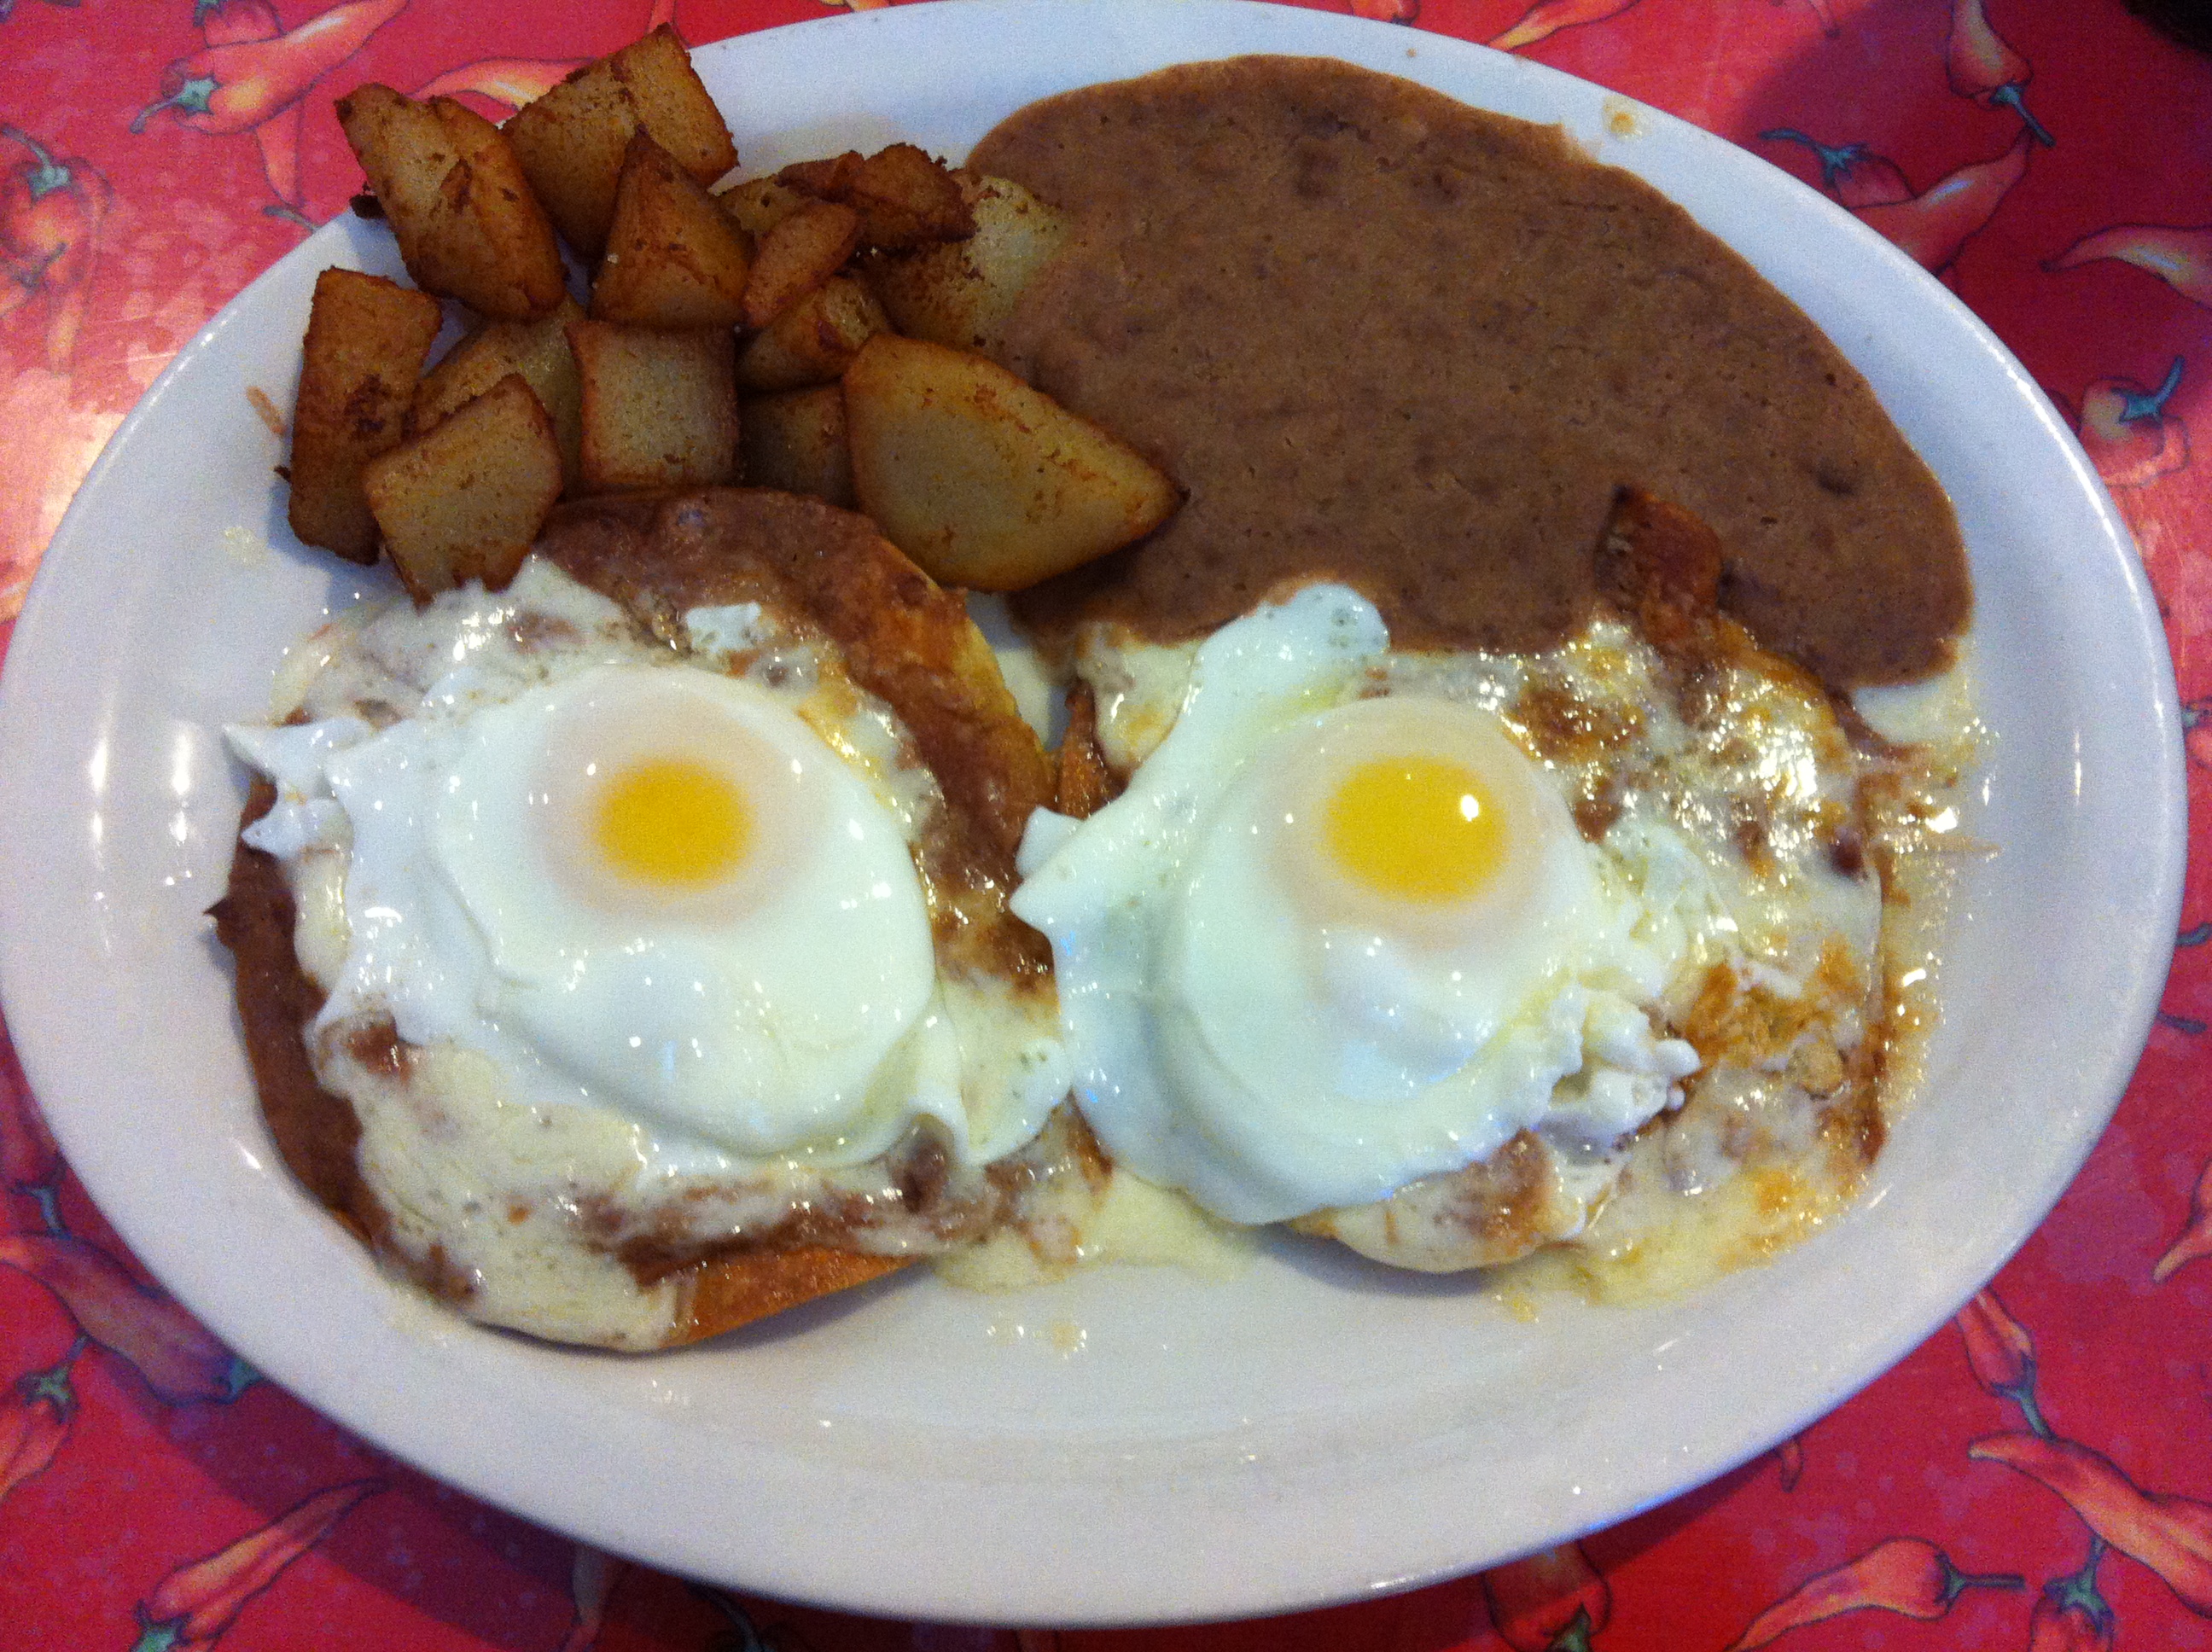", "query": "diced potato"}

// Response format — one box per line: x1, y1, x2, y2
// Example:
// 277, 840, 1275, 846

335, 85, 565, 320
844, 144, 975, 249
777, 152, 862, 201
740, 385, 854, 508
740, 201, 862, 330
780, 144, 975, 250
714, 174, 808, 238
363, 374, 564, 601
288, 267, 443, 562
591, 132, 753, 329
505, 26, 736, 261
567, 317, 738, 492
410, 296, 585, 494
599, 26, 735, 183
842, 334, 1179, 590
864, 172, 1070, 358
736, 275, 887, 393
